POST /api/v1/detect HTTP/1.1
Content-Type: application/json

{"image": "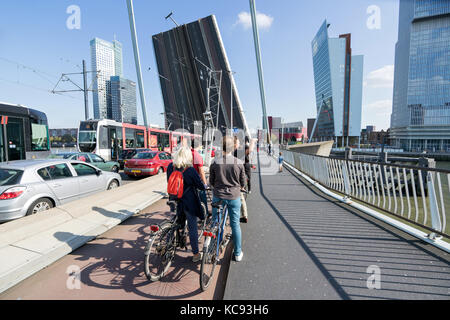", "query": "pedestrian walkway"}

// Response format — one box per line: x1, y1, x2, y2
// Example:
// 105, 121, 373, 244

0, 198, 230, 300
224, 152, 450, 300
